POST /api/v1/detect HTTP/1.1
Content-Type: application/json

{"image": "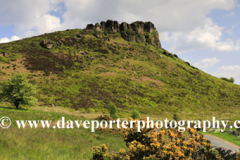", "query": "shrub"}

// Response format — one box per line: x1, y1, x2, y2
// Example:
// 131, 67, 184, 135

108, 102, 118, 118
173, 112, 181, 121
230, 77, 235, 83
87, 108, 95, 113
0, 73, 38, 109
103, 30, 108, 35
0, 56, 8, 63
92, 118, 224, 160
131, 109, 140, 119
114, 32, 121, 37
78, 108, 85, 112
220, 77, 234, 83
